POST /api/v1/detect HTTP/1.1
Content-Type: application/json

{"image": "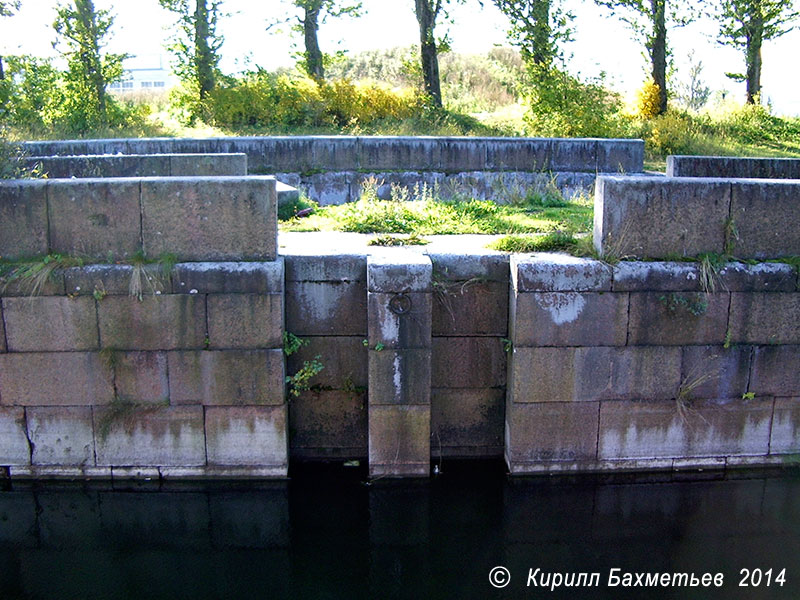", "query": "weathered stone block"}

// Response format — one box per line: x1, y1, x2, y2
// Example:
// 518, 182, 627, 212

98, 295, 206, 350
667, 155, 800, 179
438, 138, 485, 172
599, 398, 773, 459
169, 153, 247, 176
141, 177, 277, 261
94, 405, 205, 466
369, 405, 430, 477
284, 254, 366, 282
512, 291, 628, 347
305, 172, 353, 205
770, 398, 800, 455
750, 346, 800, 397
0, 407, 29, 465
594, 177, 731, 259
485, 138, 550, 171
719, 262, 797, 292
549, 138, 597, 172
431, 388, 504, 456
358, 137, 437, 171
368, 253, 432, 293
368, 292, 431, 349
731, 180, 800, 259
114, 351, 169, 403
48, 179, 142, 260
681, 345, 752, 400
612, 261, 702, 292
3, 296, 98, 351
368, 349, 431, 406
431, 337, 506, 388
512, 254, 612, 292
0, 352, 113, 406
285, 281, 367, 336
432, 281, 508, 336
509, 346, 682, 403
627, 291, 729, 346
429, 253, 510, 283
169, 349, 284, 406
289, 389, 367, 458
287, 336, 367, 389
206, 406, 287, 468
207, 294, 283, 349
597, 139, 644, 173
27, 406, 94, 466
0, 302, 5, 352
0, 266, 65, 297
64, 264, 168, 296
313, 136, 358, 171
172, 260, 283, 294
0, 180, 49, 259
505, 401, 599, 463
729, 293, 800, 345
